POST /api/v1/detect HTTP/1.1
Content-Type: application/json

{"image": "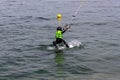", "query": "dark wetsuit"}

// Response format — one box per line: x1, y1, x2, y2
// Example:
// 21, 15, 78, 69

53, 29, 69, 49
